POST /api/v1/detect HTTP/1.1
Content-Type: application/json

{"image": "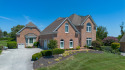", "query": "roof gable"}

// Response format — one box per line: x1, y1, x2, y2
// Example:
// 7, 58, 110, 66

16, 22, 41, 35
120, 35, 125, 42
53, 17, 79, 33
